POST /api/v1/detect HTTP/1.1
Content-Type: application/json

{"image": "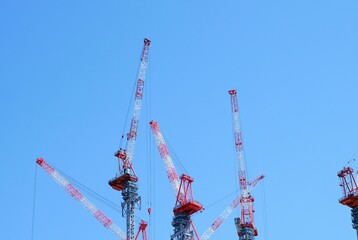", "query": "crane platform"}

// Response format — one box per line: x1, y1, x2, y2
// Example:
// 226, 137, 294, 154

339, 195, 358, 208
173, 201, 203, 215
108, 173, 138, 191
